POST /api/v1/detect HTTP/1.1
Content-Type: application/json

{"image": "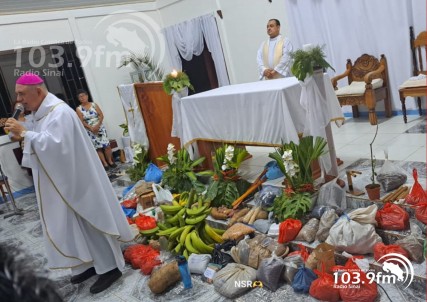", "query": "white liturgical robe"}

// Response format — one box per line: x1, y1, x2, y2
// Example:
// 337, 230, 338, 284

21, 93, 134, 271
